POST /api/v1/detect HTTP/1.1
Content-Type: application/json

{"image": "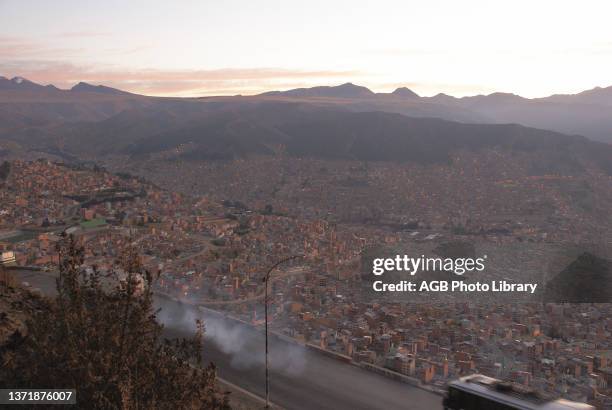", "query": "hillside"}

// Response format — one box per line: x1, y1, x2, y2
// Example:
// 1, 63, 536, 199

263, 83, 612, 143
544, 252, 612, 302
2, 78, 612, 172
44, 104, 612, 177
0, 77, 153, 125
3, 77, 612, 147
